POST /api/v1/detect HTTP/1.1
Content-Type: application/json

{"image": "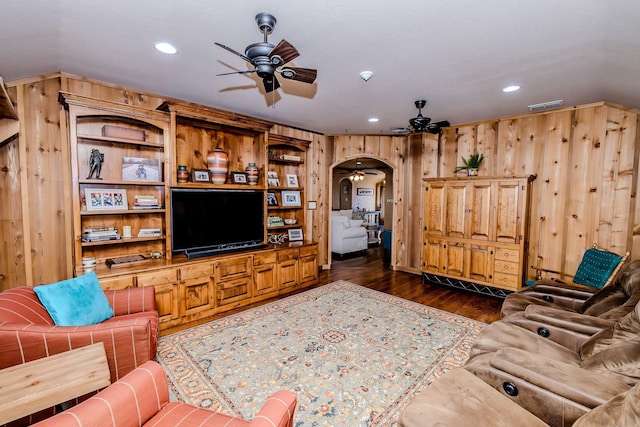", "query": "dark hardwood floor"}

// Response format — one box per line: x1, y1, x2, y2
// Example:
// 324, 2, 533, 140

322, 246, 502, 324
165, 246, 502, 335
